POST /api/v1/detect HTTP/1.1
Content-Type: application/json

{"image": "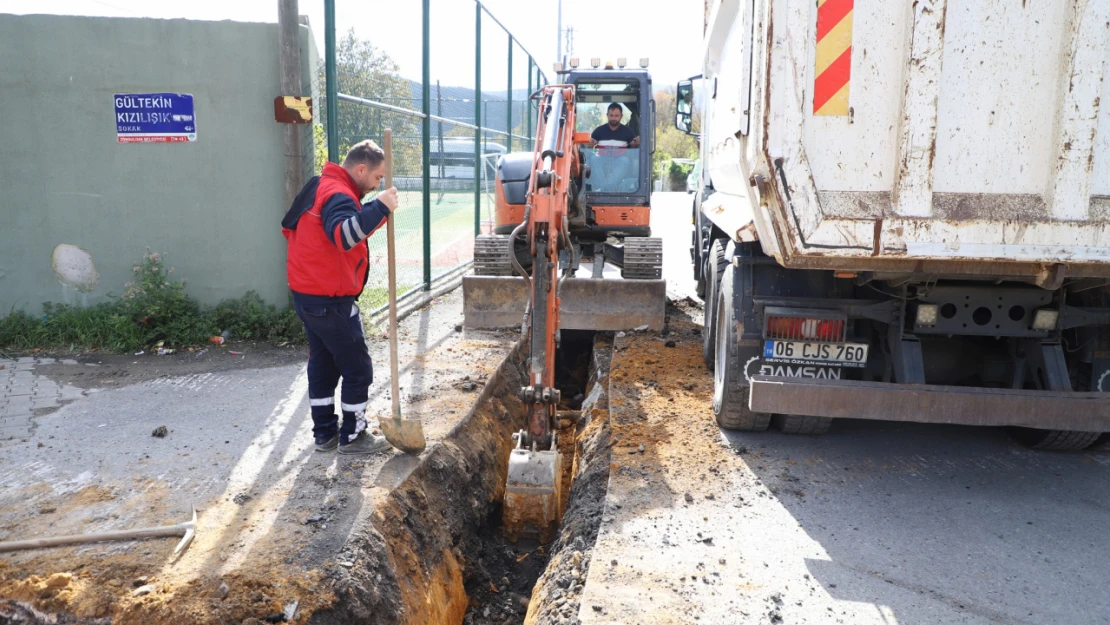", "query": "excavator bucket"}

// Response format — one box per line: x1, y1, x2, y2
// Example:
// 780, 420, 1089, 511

463, 276, 666, 331
503, 447, 563, 543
